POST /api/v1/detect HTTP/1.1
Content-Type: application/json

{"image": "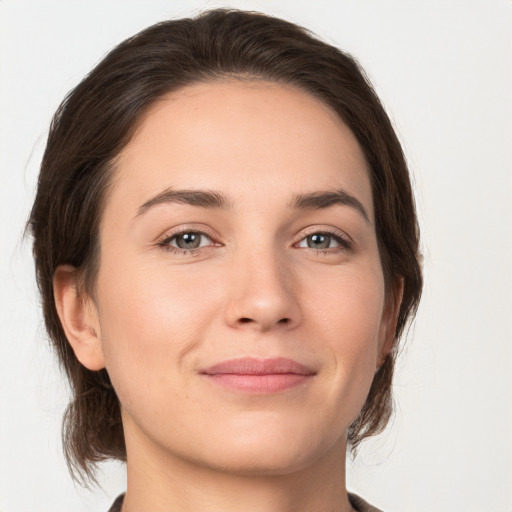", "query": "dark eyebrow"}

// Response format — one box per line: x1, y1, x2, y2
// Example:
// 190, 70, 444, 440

290, 189, 370, 224
136, 188, 231, 217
